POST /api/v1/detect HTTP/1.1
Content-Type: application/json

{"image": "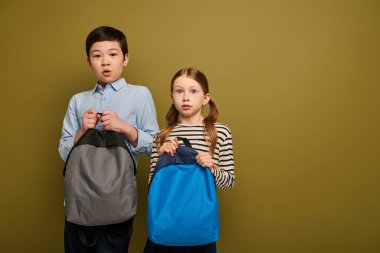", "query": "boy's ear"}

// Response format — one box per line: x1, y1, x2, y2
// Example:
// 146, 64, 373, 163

87, 57, 92, 66
203, 93, 211, 105
123, 54, 129, 67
